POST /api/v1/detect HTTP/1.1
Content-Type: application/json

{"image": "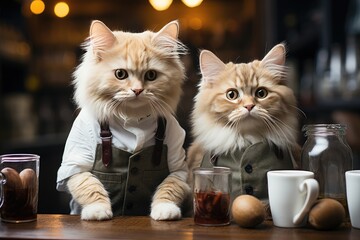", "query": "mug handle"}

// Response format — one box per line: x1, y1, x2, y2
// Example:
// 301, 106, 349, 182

0, 173, 6, 208
293, 178, 319, 225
